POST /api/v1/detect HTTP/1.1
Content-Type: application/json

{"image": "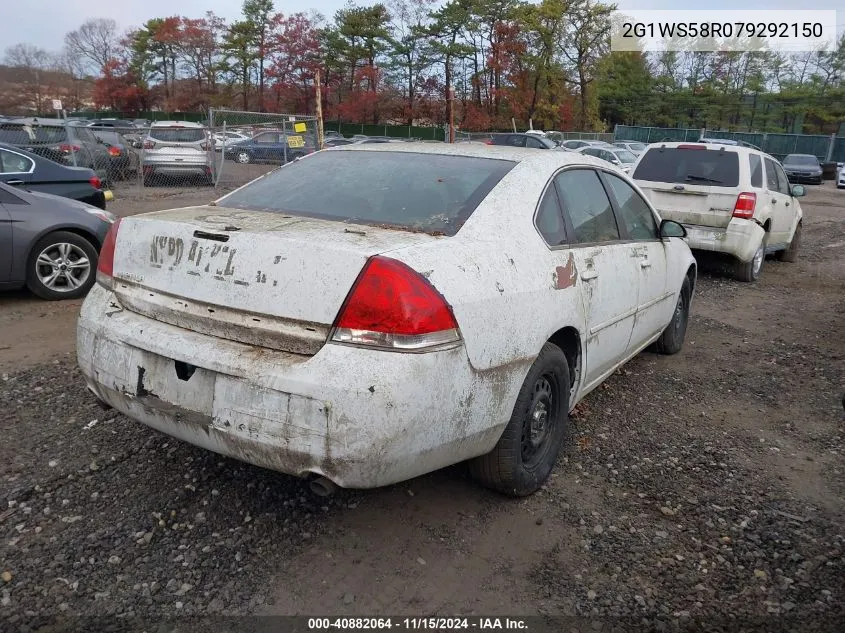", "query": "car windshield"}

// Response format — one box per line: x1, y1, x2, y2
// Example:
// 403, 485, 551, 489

784, 155, 818, 166
218, 150, 516, 236
149, 127, 206, 143
632, 147, 740, 187
615, 150, 636, 163
0, 124, 68, 144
